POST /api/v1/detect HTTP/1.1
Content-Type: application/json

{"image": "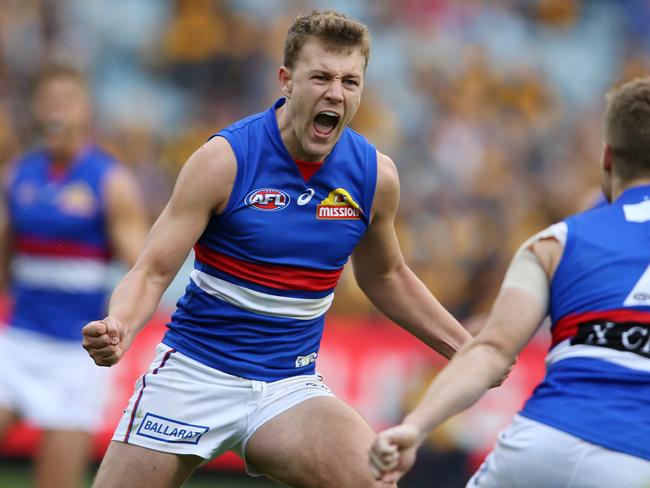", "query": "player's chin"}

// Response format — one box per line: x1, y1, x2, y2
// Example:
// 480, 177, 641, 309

306, 133, 338, 157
